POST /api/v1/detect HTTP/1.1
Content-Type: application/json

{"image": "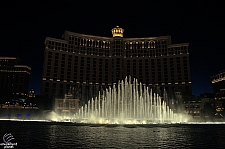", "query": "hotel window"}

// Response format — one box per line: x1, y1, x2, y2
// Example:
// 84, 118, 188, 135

69, 36, 74, 44
74, 37, 78, 46
142, 42, 144, 49
80, 38, 83, 46
156, 50, 160, 56
89, 40, 92, 47
147, 42, 150, 49
56, 42, 61, 50
96, 40, 99, 48
150, 41, 154, 48
66, 45, 71, 52
47, 41, 52, 49
130, 42, 132, 49
161, 49, 165, 56
105, 42, 108, 48
48, 52, 52, 59
62, 44, 67, 51
84, 39, 88, 46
